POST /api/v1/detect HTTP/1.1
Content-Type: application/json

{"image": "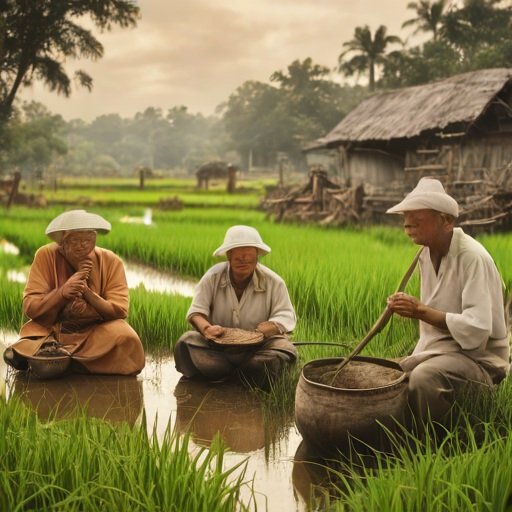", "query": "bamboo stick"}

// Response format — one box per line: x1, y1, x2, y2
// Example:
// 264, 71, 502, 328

329, 246, 424, 383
